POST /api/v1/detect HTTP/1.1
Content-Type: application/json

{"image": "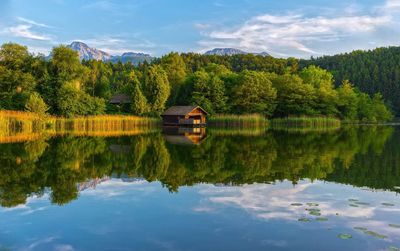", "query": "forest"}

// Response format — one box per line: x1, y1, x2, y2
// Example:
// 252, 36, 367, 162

0, 42, 394, 122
